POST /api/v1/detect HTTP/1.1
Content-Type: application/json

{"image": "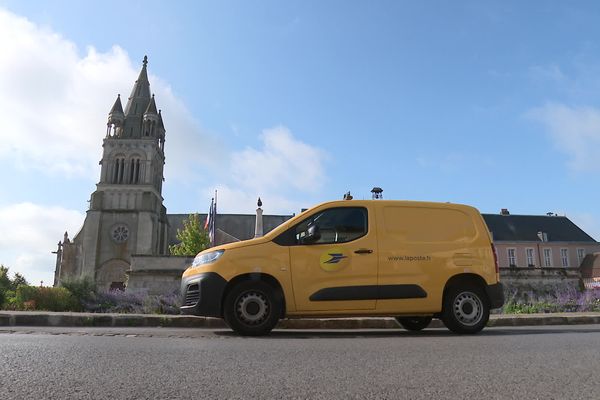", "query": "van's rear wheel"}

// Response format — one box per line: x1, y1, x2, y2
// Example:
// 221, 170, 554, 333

395, 316, 432, 331
442, 285, 489, 334
223, 281, 281, 336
